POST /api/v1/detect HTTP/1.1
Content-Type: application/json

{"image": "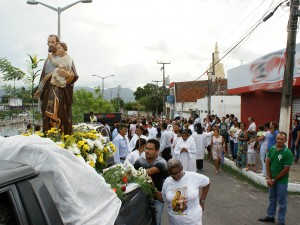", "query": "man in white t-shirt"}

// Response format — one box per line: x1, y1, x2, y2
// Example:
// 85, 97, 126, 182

148, 122, 158, 140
